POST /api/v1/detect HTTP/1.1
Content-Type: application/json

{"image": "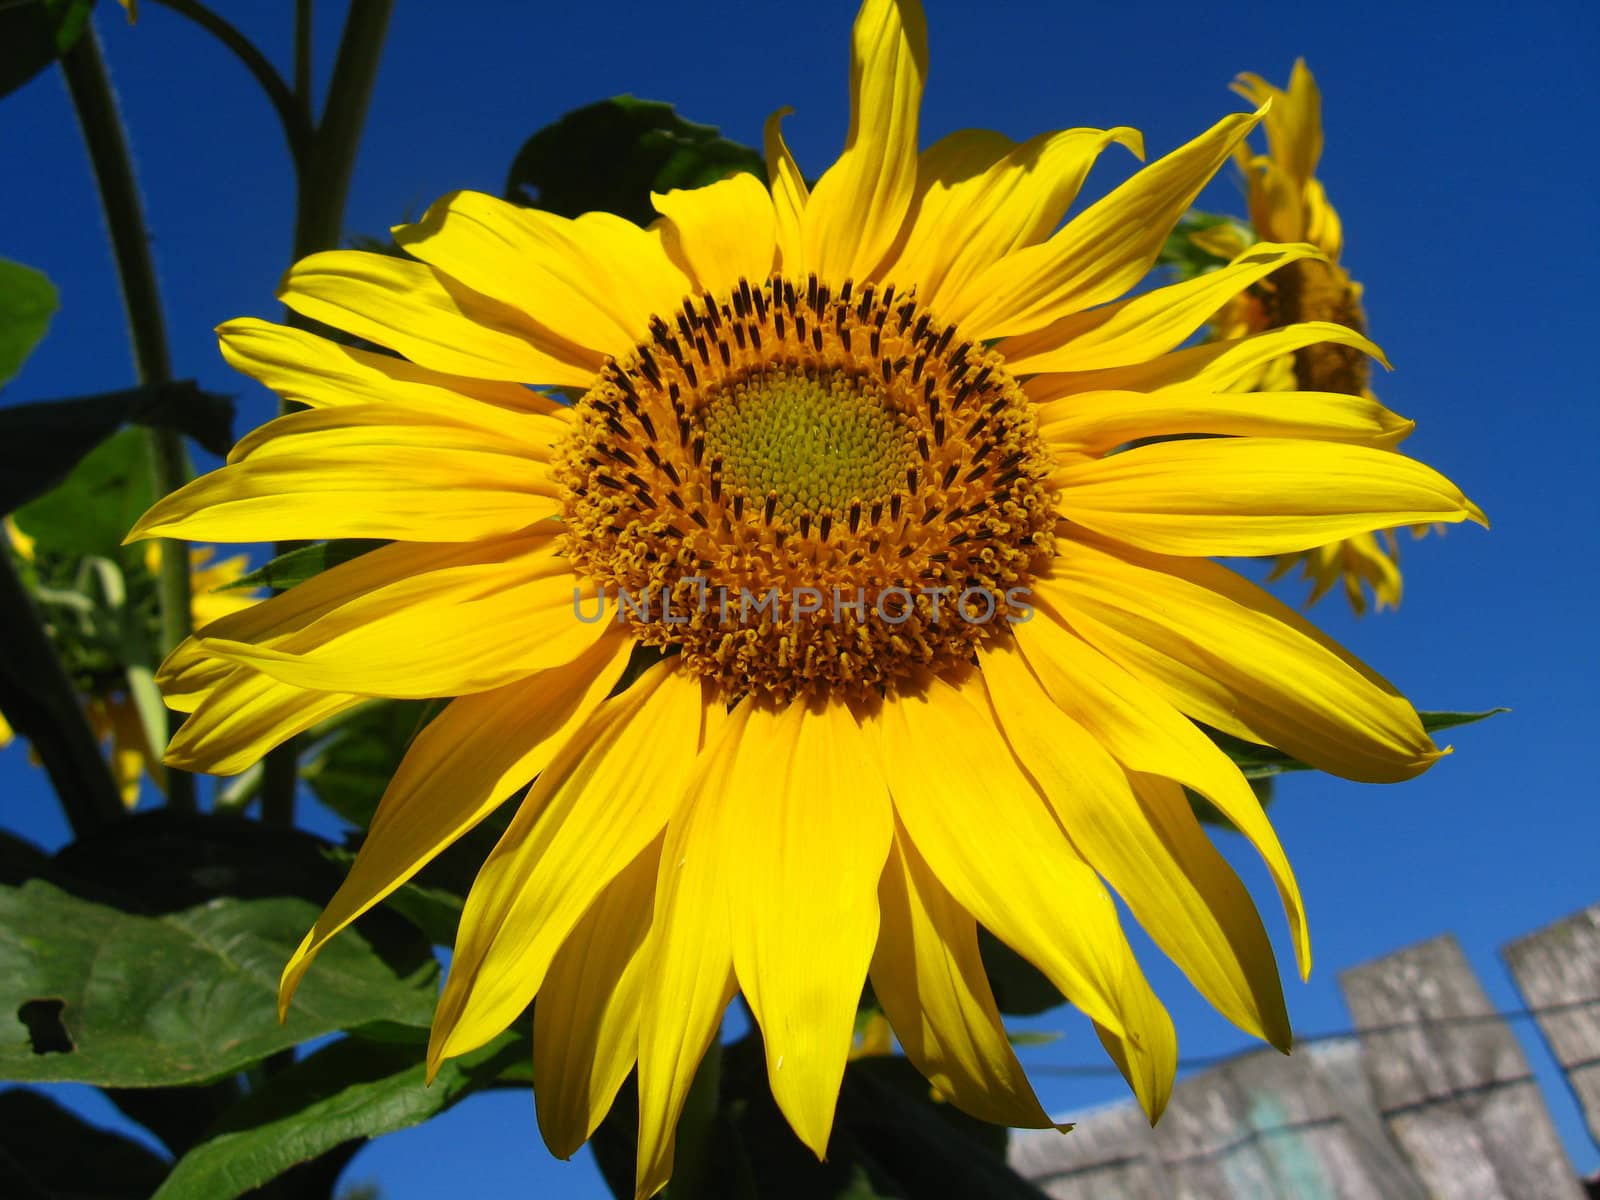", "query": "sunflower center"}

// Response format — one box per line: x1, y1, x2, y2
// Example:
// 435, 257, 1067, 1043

701, 366, 915, 523
1258, 257, 1371, 396
554, 274, 1056, 704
